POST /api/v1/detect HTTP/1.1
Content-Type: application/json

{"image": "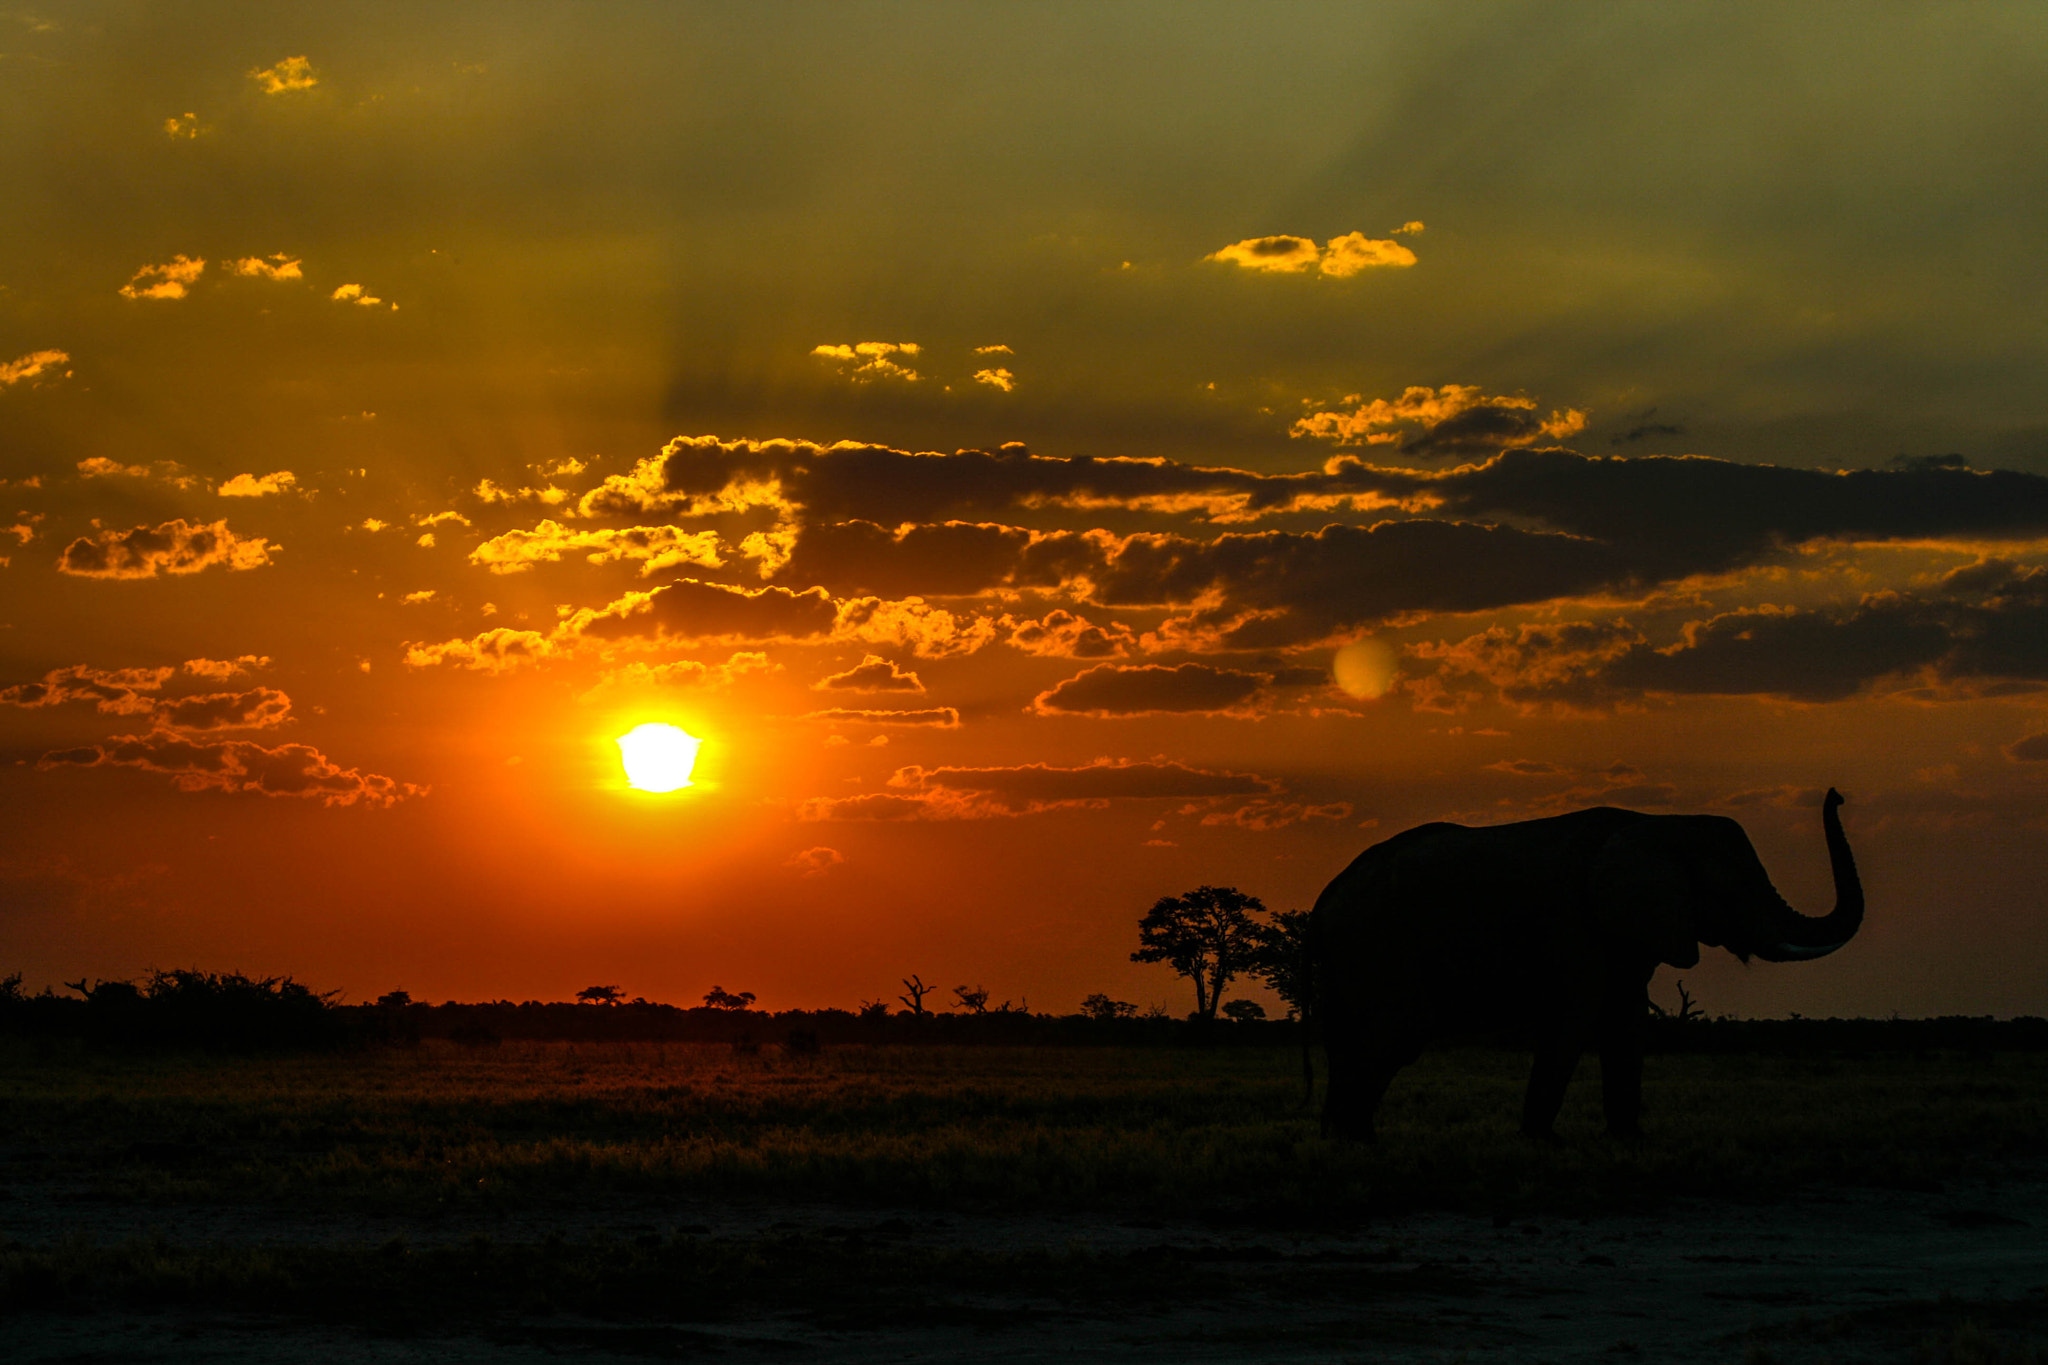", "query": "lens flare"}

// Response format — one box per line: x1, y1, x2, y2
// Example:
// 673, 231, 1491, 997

616, 722, 701, 792
1332, 638, 1398, 699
